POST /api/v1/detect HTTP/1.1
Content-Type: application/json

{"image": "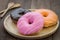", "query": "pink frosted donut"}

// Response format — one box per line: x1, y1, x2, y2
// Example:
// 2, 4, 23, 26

17, 12, 44, 35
